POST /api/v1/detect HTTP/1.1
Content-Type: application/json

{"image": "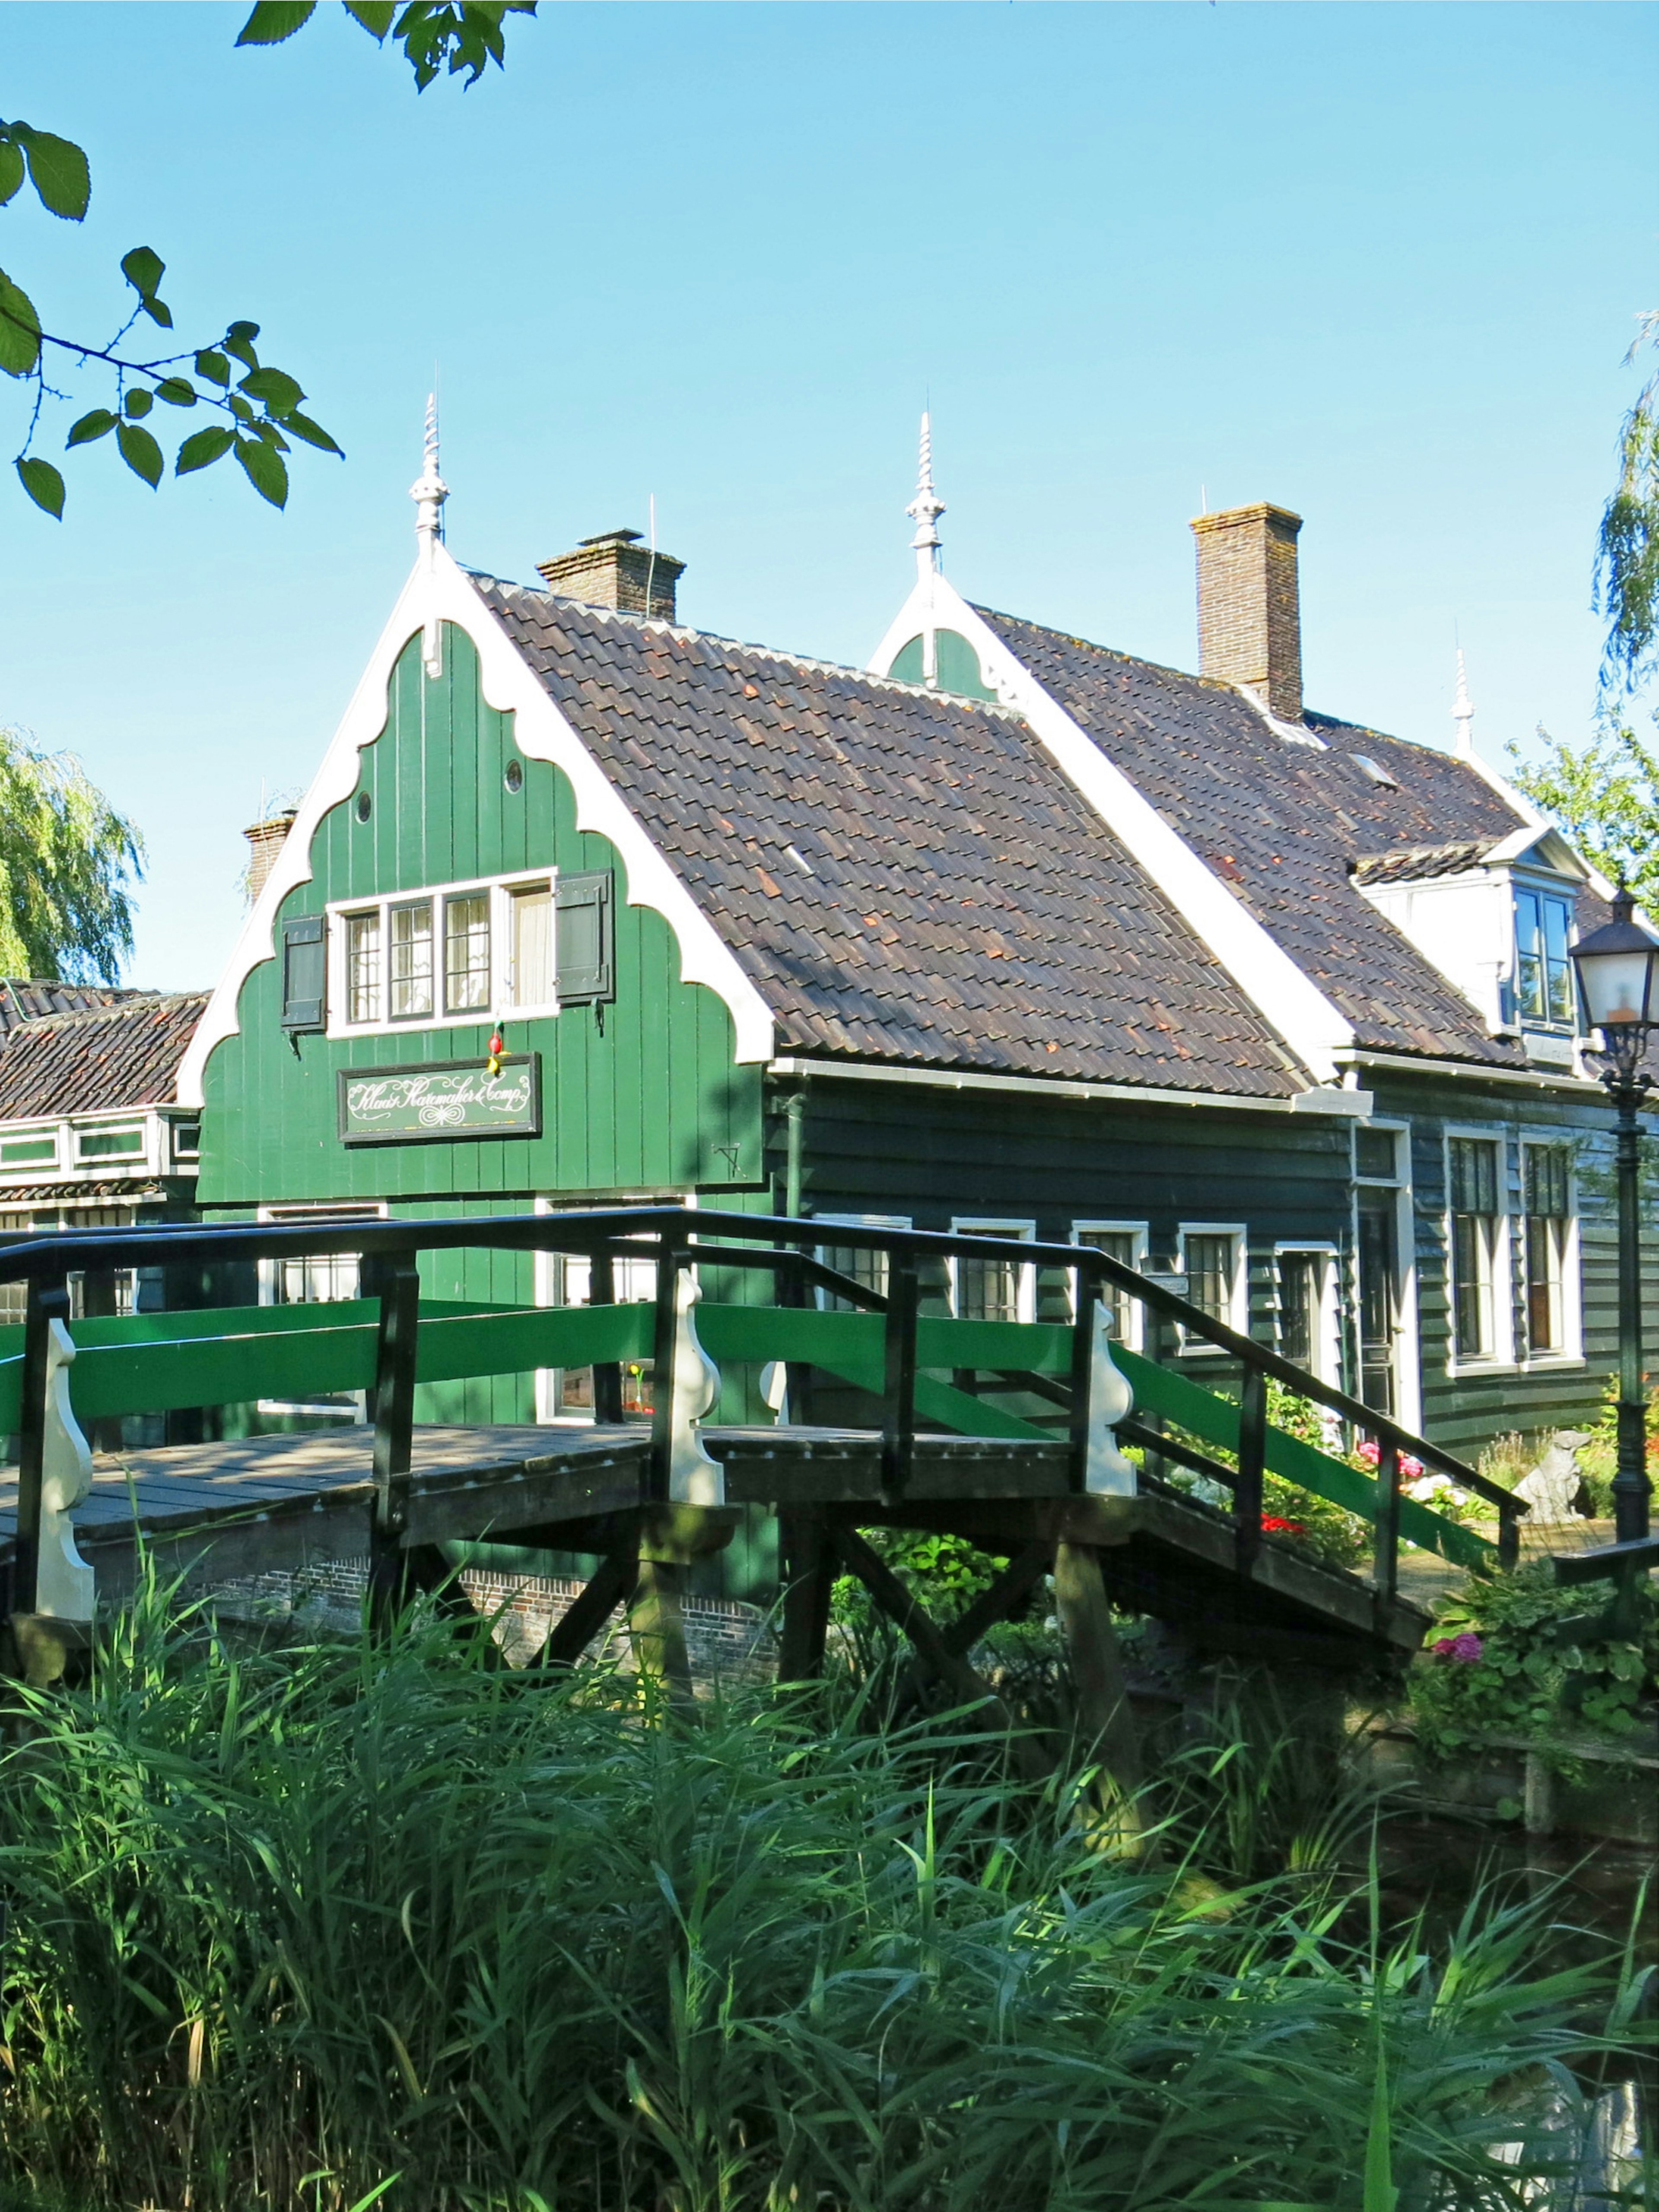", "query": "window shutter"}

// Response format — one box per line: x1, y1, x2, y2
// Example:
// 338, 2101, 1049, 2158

280, 914, 327, 1031
556, 871, 613, 1004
